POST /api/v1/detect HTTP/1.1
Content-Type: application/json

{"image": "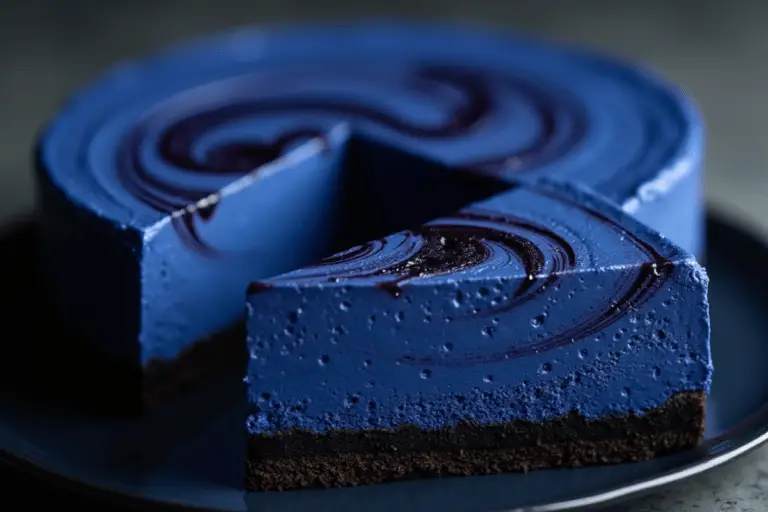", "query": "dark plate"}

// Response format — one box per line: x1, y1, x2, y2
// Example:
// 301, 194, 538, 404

0, 212, 766, 512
